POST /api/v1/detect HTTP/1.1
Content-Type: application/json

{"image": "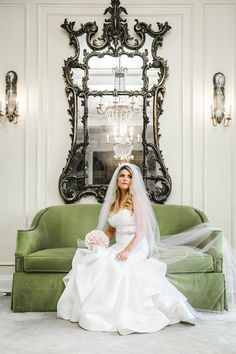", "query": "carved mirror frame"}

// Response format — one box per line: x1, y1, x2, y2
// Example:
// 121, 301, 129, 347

59, 0, 172, 203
